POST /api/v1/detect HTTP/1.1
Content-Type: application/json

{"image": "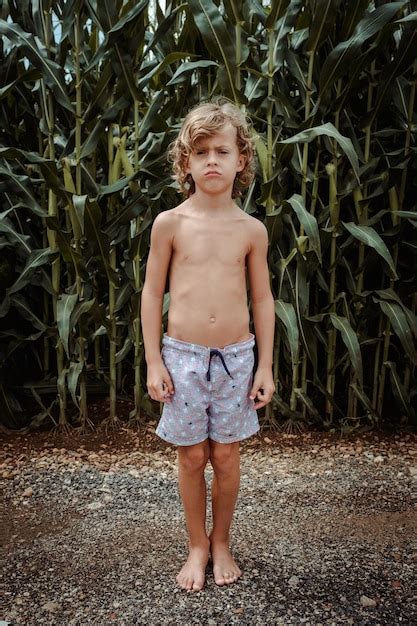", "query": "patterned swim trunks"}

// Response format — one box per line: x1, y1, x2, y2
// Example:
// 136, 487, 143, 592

155, 333, 260, 446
